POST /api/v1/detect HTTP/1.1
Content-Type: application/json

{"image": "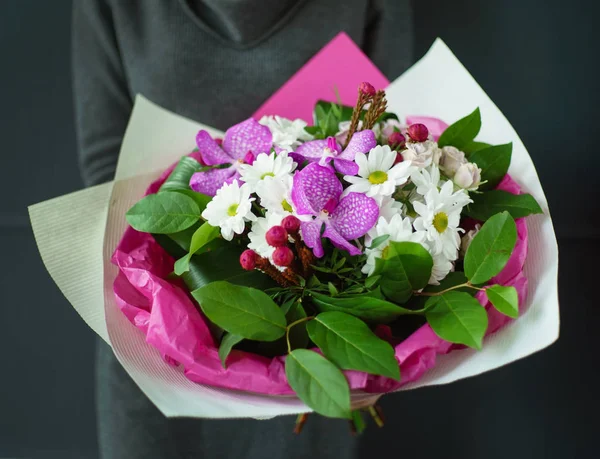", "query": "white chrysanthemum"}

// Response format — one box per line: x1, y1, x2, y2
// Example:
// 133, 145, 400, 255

201, 180, 256, 241
247, 211, 286, 261
255, 175, 295, 215
378, 196, 404, 222
362, 214, 424, 276
344, 145, 413, 198
413, 180, 472, 260
239, 151, 296, 190
410, 164, 441, 196
259, 115, 313, 151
